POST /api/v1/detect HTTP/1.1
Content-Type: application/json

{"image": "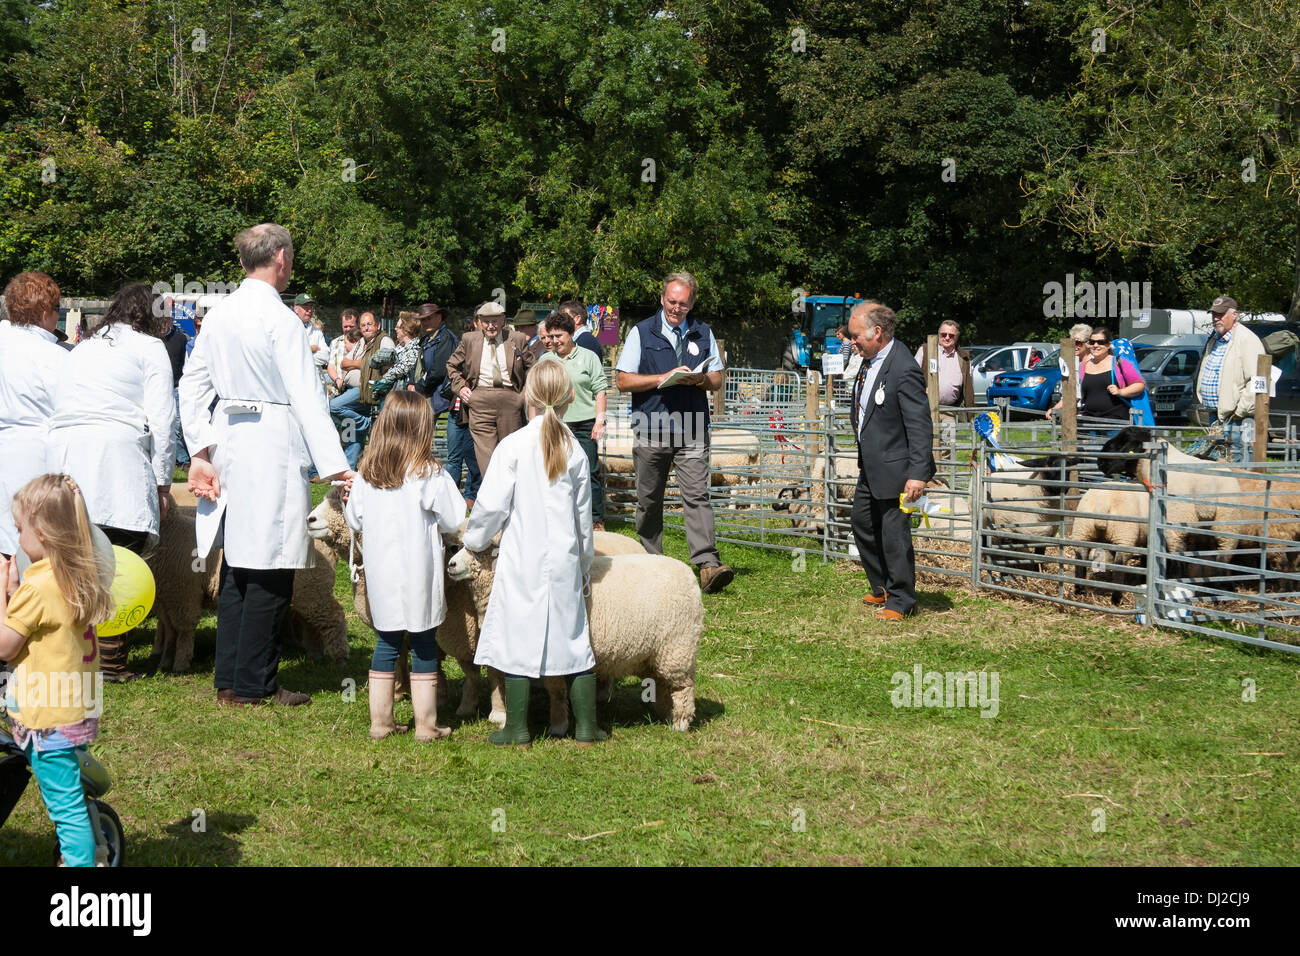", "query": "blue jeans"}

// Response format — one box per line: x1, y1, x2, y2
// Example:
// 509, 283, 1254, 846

173, 388, 190, 467
330, 387, 371, 469
27, 742, 95, 867
445, 413, 481, 499
372, 627, 440, 674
